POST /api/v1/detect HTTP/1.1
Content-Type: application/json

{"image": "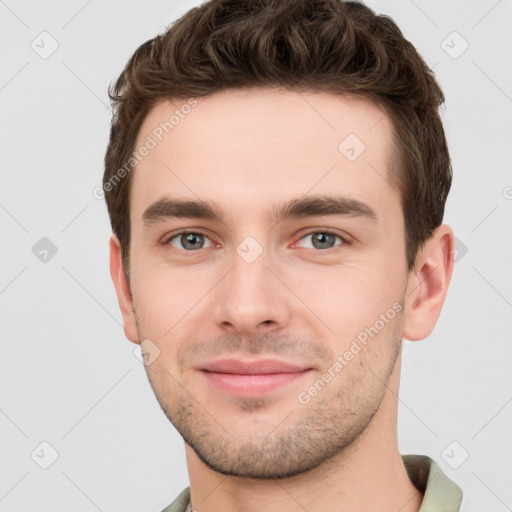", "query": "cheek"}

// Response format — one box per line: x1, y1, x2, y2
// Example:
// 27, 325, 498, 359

130, 261, 218, 345
279, 262, 406, 356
